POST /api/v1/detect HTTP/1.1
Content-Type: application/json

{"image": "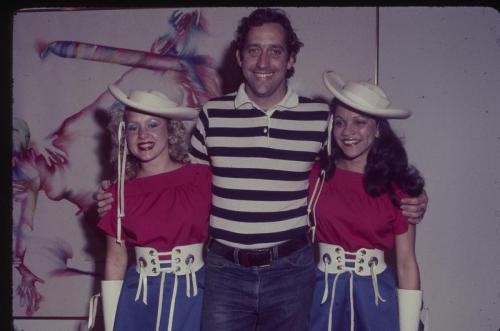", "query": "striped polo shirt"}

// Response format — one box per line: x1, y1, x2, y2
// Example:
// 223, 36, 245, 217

190, 84, 330, 249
